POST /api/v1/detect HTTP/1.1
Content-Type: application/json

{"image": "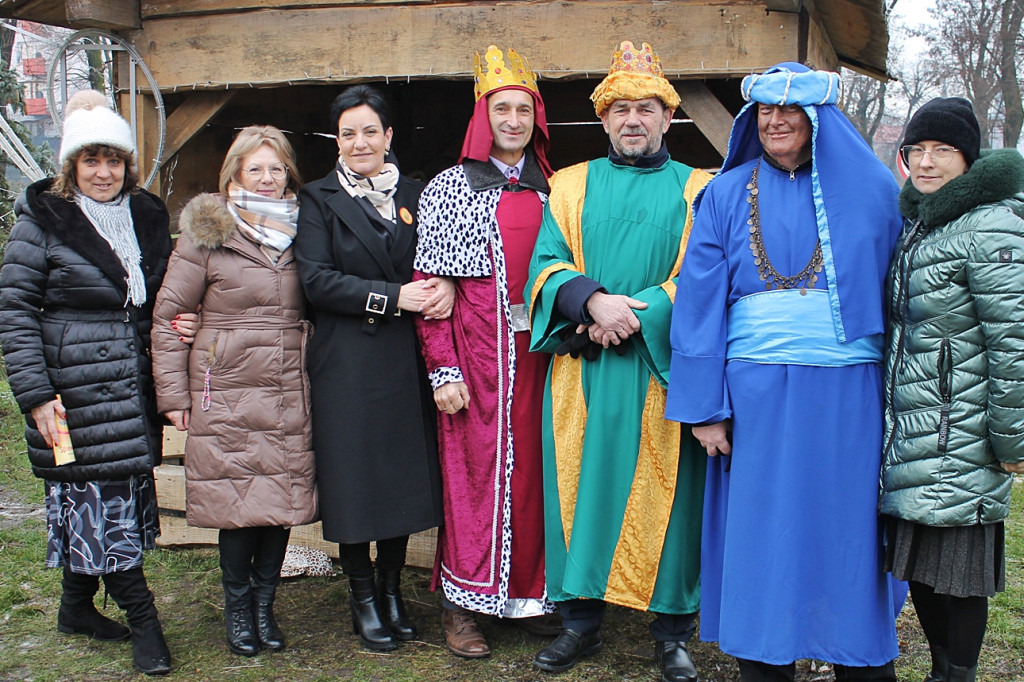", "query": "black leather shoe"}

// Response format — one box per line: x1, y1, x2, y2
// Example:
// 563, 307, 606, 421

254, 602, 285, 651
225, 605, 260, 657
533, 628, 603, 673
656, 640, 699, 682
